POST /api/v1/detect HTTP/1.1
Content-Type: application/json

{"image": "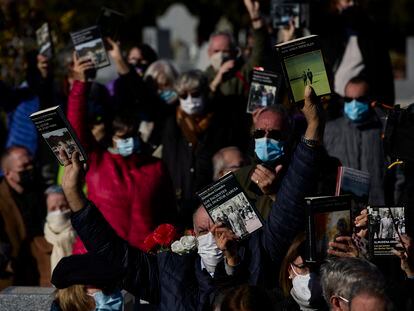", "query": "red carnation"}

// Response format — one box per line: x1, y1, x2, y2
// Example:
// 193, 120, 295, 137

143, 233, 158, 252
153, 224, 177, 247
